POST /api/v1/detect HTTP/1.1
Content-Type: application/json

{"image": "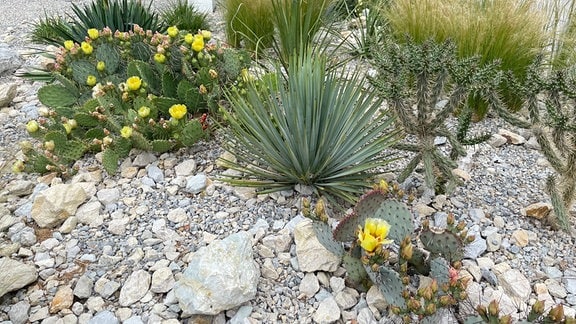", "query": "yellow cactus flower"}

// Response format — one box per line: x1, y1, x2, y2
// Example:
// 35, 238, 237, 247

126, 76, 142, 91
169, 104, 187, 120
87, 28, 99, 40
26, 120, 39, 133
81, 41, 93, 55
96, 61, 106, 71
201, 30, 211, 41
154, 53, 166, 64
184, 33, 194, 44
64, 40, 74, 50
138, 106, 150, 118
120, 126, 133, 138
167, 26, 179, 38
357, 218, 393, 252
86, 75, 97, 86
191, 35, 204, 52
